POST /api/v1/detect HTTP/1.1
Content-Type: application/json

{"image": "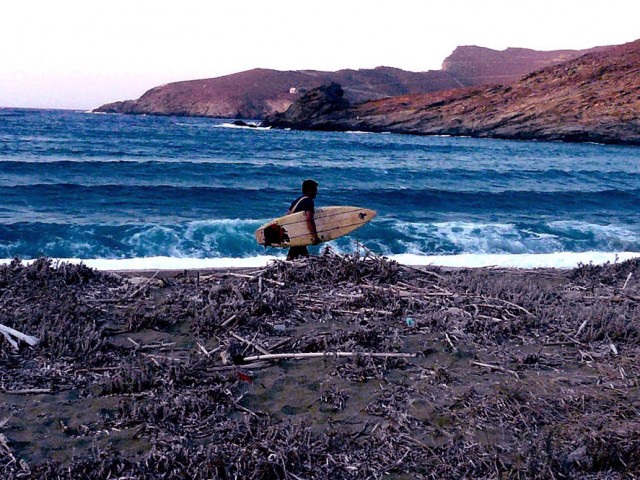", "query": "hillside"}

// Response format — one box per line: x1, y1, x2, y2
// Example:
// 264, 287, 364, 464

94, 46, 594, 119
441, 45, 607, 86
264, 40, 640, 145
